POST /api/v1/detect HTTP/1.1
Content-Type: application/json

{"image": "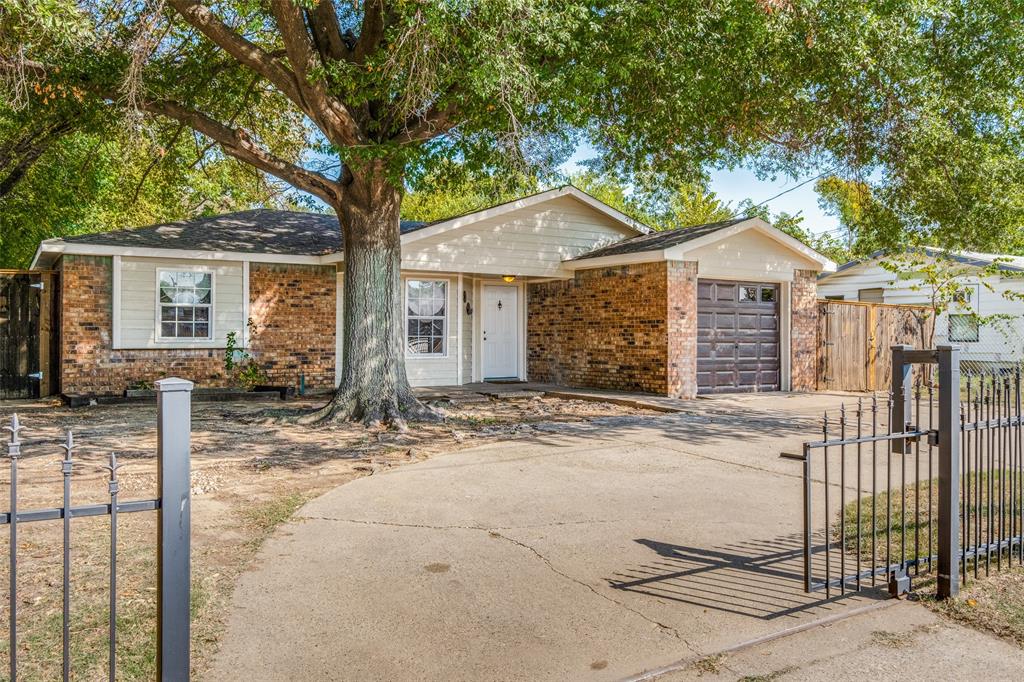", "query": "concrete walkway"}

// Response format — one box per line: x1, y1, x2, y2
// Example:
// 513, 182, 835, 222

207, 393, 1021, 680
